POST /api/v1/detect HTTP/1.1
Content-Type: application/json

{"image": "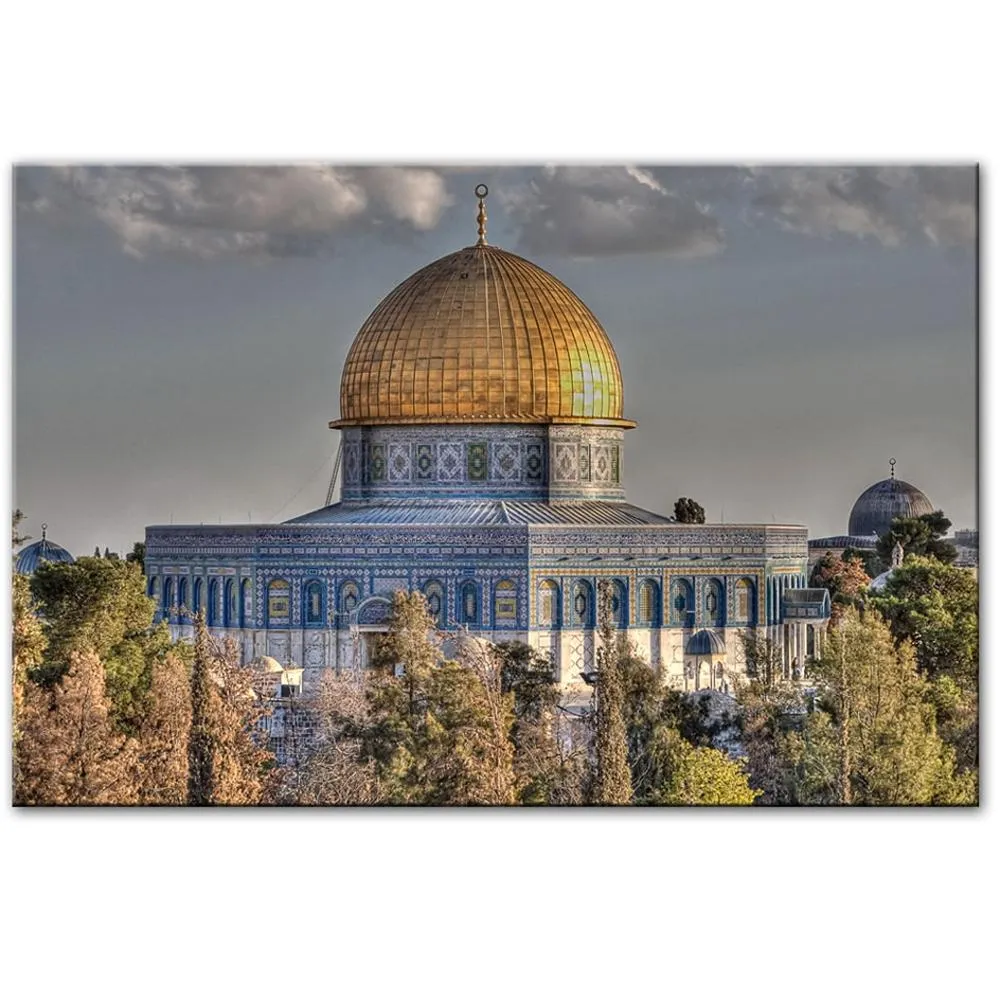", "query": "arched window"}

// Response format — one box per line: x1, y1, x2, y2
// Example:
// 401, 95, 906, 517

340, 581, 360, 615
193, 578, 204, 617
240, 579, 252, 628
423, 580, 445, 626
458, 581, 478, 625
207, 578, 220, 626
538, 579, 560, 627
224, 578, 236, 627
267, 579, 290, 627
304, 580, 324, 626
670, 579, 694, 626
735, 578, 756, 625
609, 579, 628, 628
163, 577, 174, 621
807, 624, 816, 659
704, 578, 724, 627
178, 578, 189, 623
571, 580, 594, 627
638, 579, 660, 626
494, 579, 517, 622
148, 576, 159, 600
